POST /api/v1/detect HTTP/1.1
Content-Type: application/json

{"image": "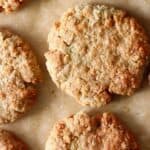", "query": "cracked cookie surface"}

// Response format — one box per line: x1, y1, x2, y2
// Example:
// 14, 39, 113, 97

45, 112, 139, 150
0, 129, 28, 150
0, 29, 42, 123
0, 0, 24, 12
45, 4, 150, 107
